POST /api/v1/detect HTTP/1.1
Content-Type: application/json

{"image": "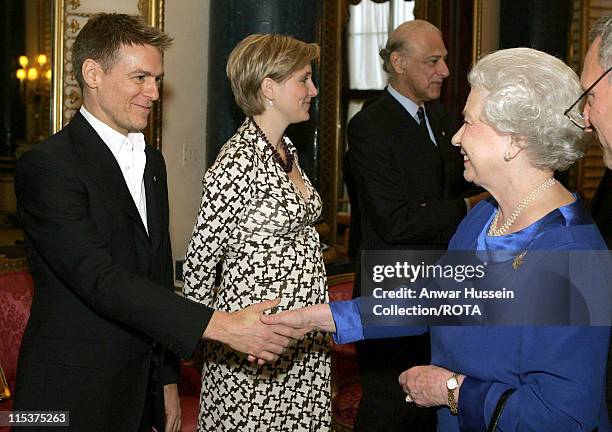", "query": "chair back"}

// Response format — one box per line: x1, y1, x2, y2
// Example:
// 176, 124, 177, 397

0, 256, 33, 395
